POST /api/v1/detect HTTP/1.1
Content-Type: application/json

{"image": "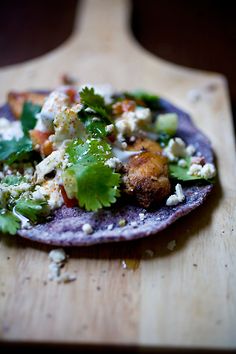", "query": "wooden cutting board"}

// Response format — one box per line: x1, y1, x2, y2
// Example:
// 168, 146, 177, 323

0, 0, 235, 350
